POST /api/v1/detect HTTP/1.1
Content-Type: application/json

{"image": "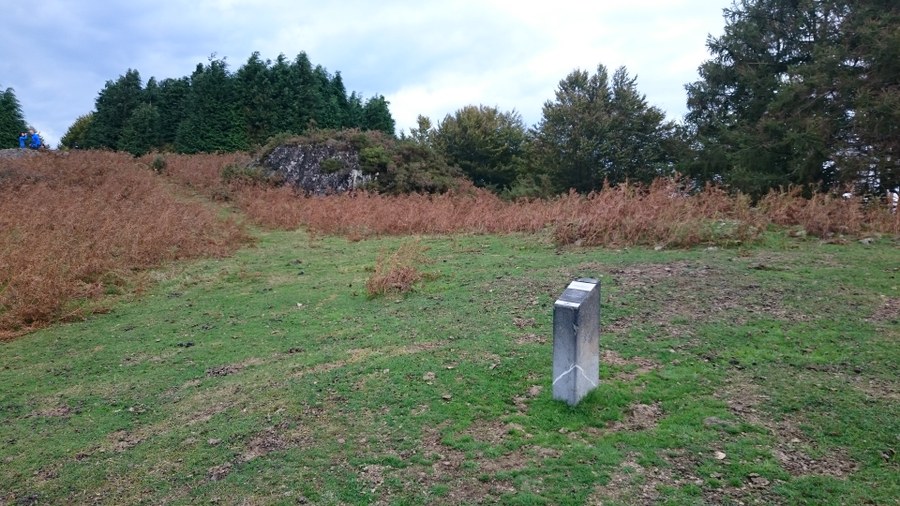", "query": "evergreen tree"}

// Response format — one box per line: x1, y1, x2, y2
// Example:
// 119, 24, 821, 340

236, 52, 277, 146
432, 105, 526, 190
362, 95, 396, 135
84, 69, 144, 149
176, 58, 249, 153
155, 77, 190, 149
0, 86, 28, 148
686, 0, 899, 195
535, 64, 676, 192
119, 103, 161, 156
